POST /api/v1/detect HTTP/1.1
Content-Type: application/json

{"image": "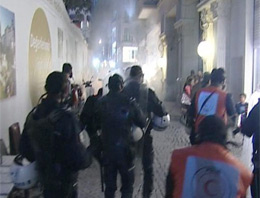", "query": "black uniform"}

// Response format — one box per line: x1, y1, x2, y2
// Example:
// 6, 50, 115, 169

20, 97, 92, 198
241, 101, 260, 198
124, 80, 166, 198
80, 94, 102, 140
95, 91, 146, 198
